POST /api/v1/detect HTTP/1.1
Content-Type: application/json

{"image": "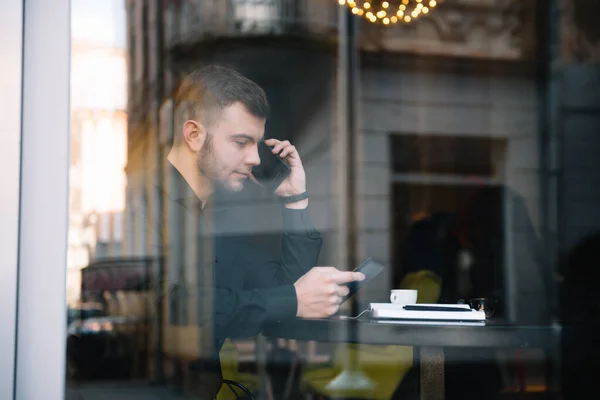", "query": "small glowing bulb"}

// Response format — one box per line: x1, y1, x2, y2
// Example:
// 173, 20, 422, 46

422, 7, 429, 13
382, 1, 389, 8
370, 15, 377, 22
338, 0, 346, 5
417, 0, 422, 2
366, 11, 374, 18
383, 17, 390, 24
429, 0, 437, 7
400, 4, 406, 11
364, 2, 371, 9
402, 0, 409, 4
377, 10, 386, 18
391, 16, 398, 23
358, 9, 364, 15
397, 10, 404, 16
352, 7, 359, 14
404, 15, 412, 22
